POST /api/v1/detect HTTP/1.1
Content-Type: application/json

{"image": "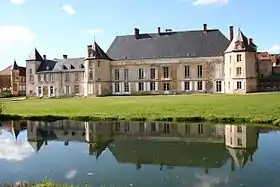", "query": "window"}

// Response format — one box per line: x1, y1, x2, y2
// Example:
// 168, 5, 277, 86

139, 122, 145, 132
124, 69, 129, 80
138, 82, 144, 91
89, 68, 93, 80
163, 82, 169, 91
44, 74, 47, 81
51, 74, 54, 82
138, 68, 144, 79
124, 82, 130, 92
50, 86, 54, 95
237, 81, 242, 89
228, 82, 230, 89
230, 137, 233, 145
150, 82, 156, 91
197, 65, 203, 78
66, 86, 70, 94
198, 124, 203, 134
150, 68, 156, 79
65, 73, 70, 82
237, 126, 243, 133
236, 67, 242, 76
75, 73, 79, 81
164, 123, 170, 133
39, 74, 44, 82
125, 122, 129, 132
29, 75, 33, 83
115, 122, 120, 131
114, 83, 120, 93
163, 67, 169, 79
29, 69, 32, 74
197, 81, 203, 91
185, 65, 190, 78
151, 123, 156, 132
38, 86, 42, 95
229, 55, 232, 63
185, 124, 190, 134
114, 69, 119, 80
237, 54, 242, 62
97, 61, 100, 67
216, 81, 222, 92
184, 81, 190, 91
74, 85, 79, 94
237, 138, 243, 146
